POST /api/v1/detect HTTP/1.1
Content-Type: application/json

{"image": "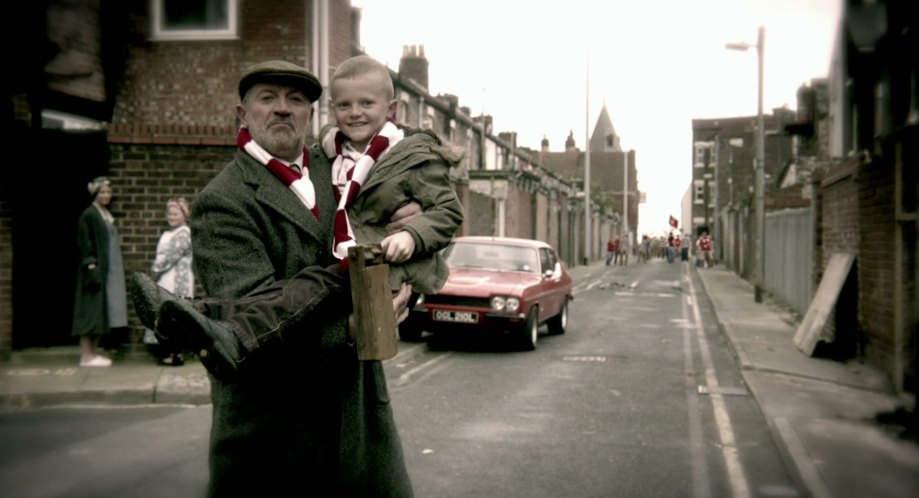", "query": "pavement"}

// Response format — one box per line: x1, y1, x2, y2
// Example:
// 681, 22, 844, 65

2, 262, 918, 497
